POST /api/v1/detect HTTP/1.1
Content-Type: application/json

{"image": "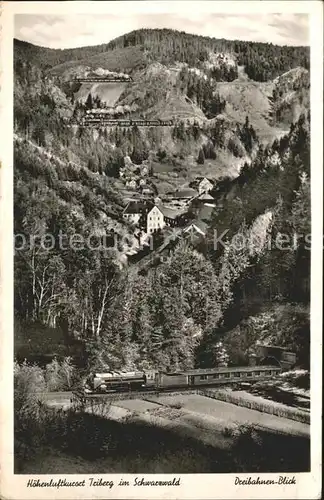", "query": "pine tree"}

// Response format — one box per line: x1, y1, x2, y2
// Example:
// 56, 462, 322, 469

197, 148, 205, 164
85, 93, 93, 110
